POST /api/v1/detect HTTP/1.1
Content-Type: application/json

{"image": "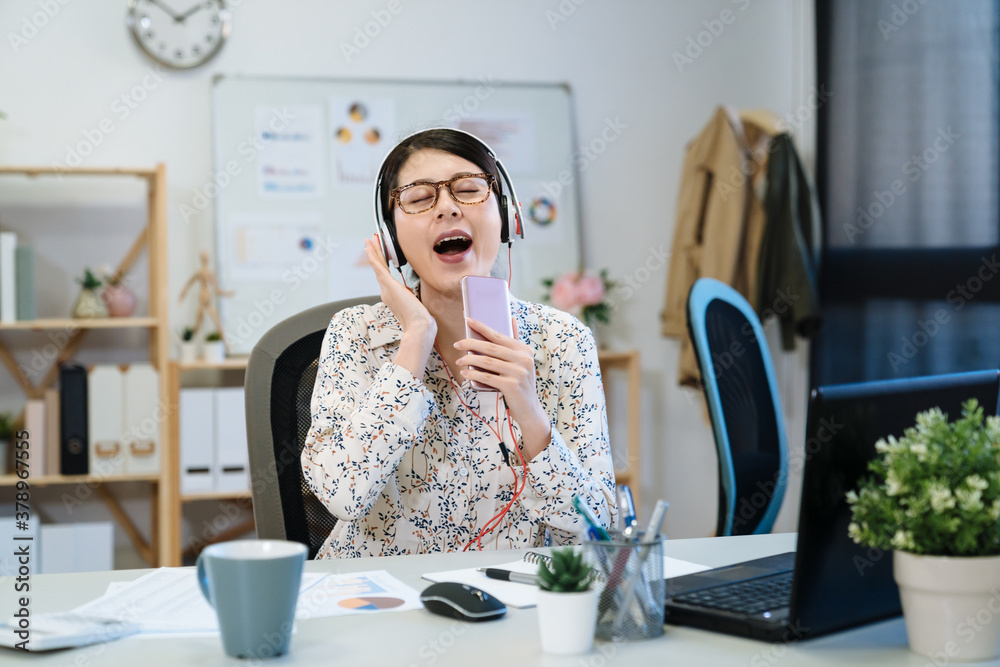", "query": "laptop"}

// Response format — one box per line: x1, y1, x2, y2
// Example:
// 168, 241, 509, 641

662, 370, 1000, 642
